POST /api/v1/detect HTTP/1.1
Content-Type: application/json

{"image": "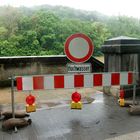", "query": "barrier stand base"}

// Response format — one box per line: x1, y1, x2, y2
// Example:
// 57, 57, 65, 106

71, 101, 82, 109
26, 104, 36, 113
119, 99, 125, 107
